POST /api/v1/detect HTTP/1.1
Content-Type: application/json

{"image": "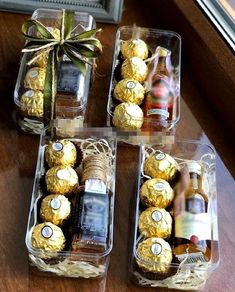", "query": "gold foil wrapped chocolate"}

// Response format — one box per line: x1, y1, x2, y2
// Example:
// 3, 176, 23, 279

20, 90, 43, 118
24, 67, 46, 91
114, 78, 145, 105
140, 178, 174, 208
45, 139, 77, 168
136, 237, 172, 273
32, 49, 49, 68
144, 151, 179, 181
121, 57, 148, 83
112, 102, 144, 130
121, 38, 148, 60
46, 166, 79, 194
31, 222, 65, 252
40, 194, 71, 225
139, 207, 172, 238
